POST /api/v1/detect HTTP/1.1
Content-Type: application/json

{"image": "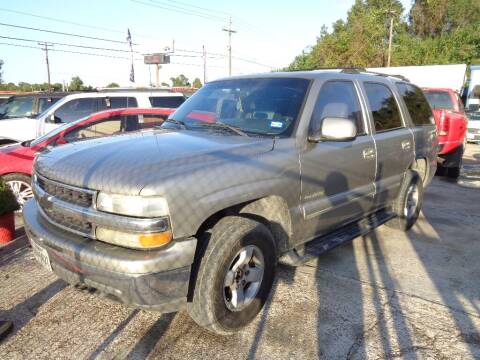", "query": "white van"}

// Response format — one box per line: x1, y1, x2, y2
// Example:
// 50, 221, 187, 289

0, 91, 186, 144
